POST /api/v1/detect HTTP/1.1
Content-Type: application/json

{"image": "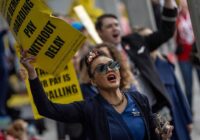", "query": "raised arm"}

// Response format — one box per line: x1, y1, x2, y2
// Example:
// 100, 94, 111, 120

20, 49, 85, 123
164, 0, 177, 9
145, 0, 178, 52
